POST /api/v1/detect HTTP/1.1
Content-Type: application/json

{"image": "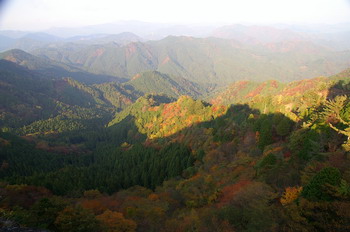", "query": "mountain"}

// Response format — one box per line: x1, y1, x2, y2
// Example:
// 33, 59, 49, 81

1, 64, 350, 231
108, 94, 225, 139
0, 32, 63, 52
32, 36, 350, 84
0, 60, 139, 135
33, 42, 157, 78
0, 60, 110, 130
211, 24, 305, 44
0, 49, 123, 84
44, 21, 217, 38
20, 32, 62, 43
123, 70, 204, 98
65, 32, 144, 45
0, 30, 30, 39
1, 24, 350, 232
0, 35, 15, 51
